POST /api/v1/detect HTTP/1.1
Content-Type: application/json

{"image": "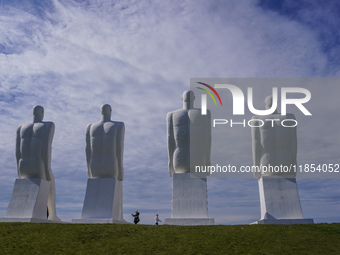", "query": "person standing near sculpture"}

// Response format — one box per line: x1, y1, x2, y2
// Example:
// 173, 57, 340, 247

164, 90, 214, 225
251, 95, 313, 224
86, 104, 124, 180
16, 105, 60, 221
